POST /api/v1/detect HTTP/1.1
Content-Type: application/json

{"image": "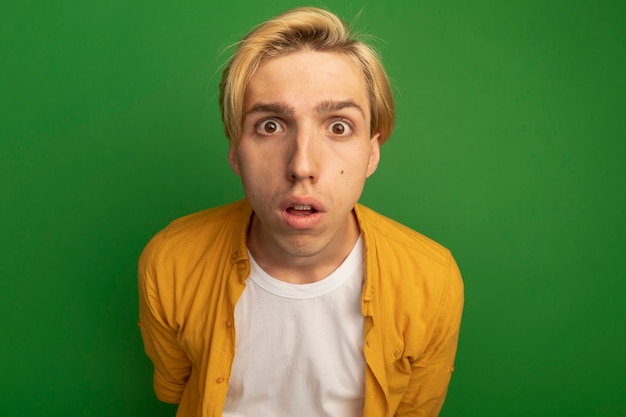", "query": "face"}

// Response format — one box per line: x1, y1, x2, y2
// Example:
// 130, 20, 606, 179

228, 50, 380, 268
